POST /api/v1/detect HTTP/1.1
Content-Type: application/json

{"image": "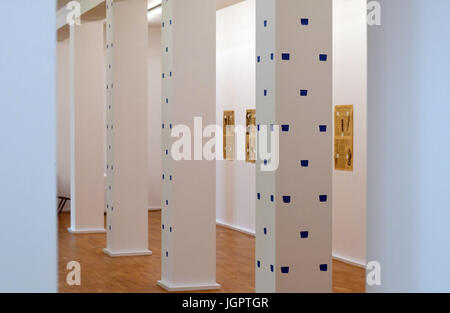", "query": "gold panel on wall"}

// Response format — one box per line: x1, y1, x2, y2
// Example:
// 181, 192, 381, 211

246, 109, 256, 163
334, 105, 354, 171
223, 110, 235, 161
